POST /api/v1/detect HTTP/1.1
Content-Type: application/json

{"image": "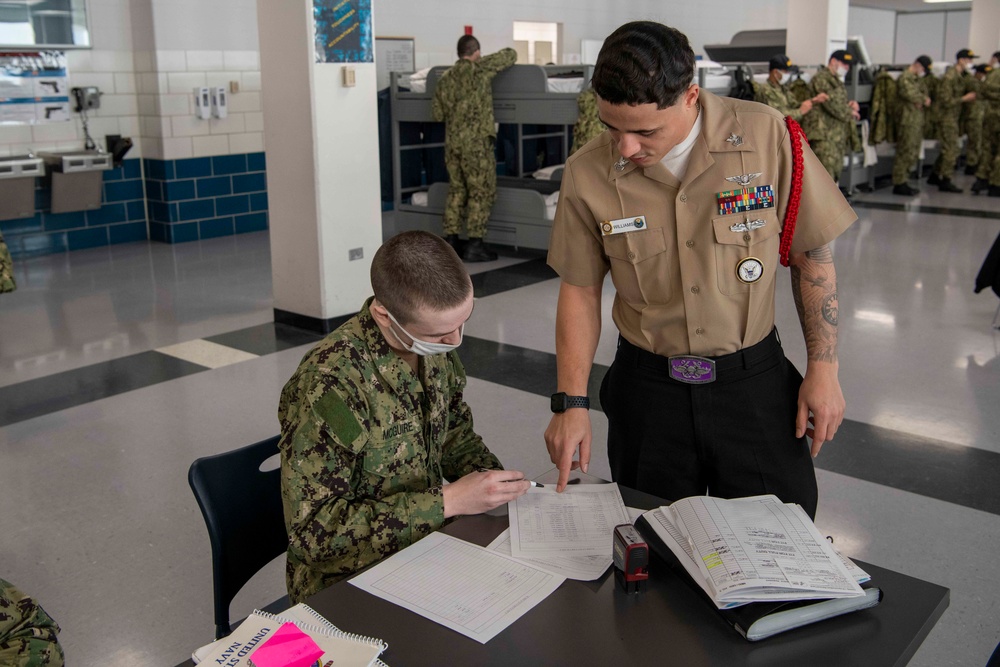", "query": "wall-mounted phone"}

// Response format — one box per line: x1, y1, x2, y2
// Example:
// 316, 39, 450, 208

194, 87, 211, 120
211, 86, 228, 119
71, 86, 101, 112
